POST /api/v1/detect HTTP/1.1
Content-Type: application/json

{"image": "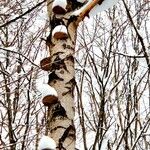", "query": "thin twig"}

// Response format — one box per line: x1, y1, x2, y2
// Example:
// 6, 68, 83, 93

0, 48, 39, 67
0, 0, 47, 28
